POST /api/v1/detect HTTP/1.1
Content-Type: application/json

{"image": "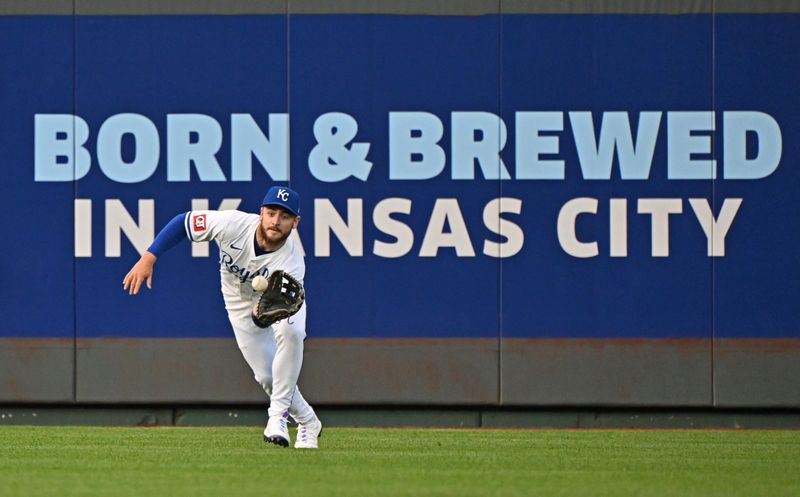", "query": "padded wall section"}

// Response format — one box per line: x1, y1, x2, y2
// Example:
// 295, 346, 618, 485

0, 339, 74, 402
75, 338, 500, 404
501, 339, 712, 406
1, 2, 798, 407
